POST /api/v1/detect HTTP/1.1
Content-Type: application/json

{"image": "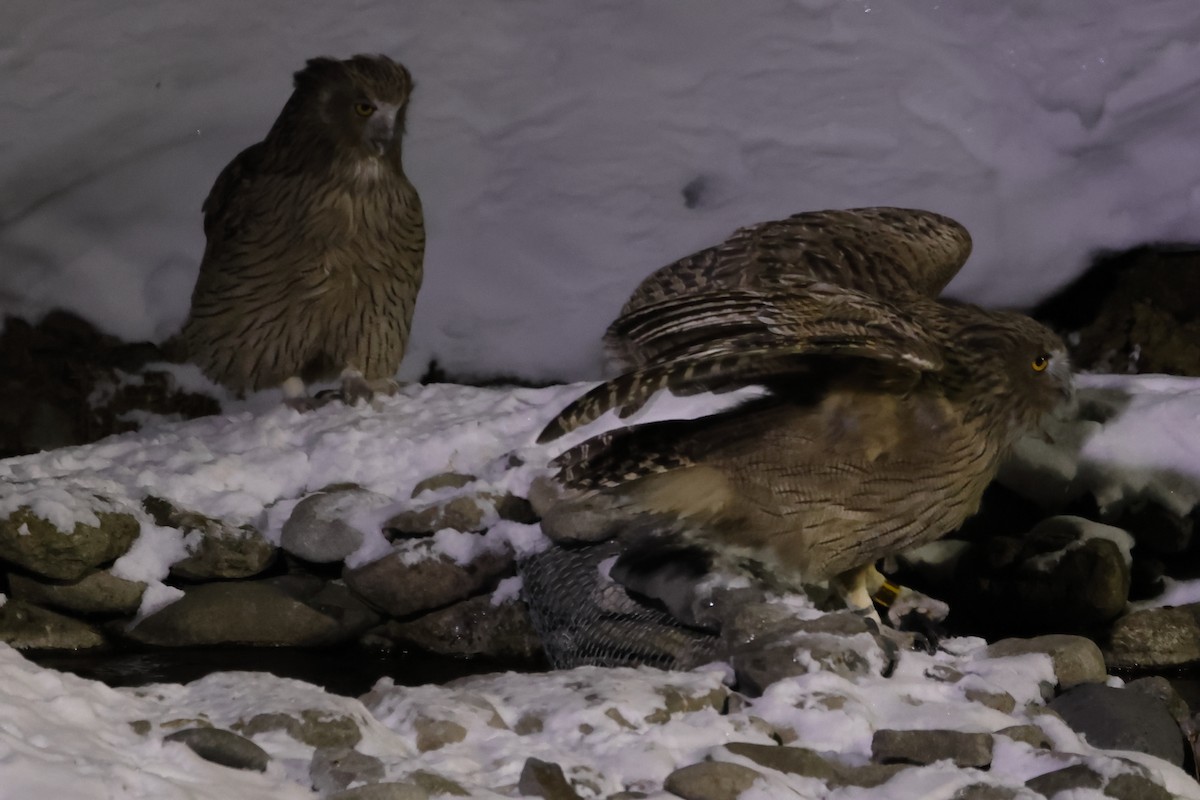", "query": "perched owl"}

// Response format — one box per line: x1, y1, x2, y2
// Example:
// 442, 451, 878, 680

534, 208, 1073, 611
179, 54, 424, 403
